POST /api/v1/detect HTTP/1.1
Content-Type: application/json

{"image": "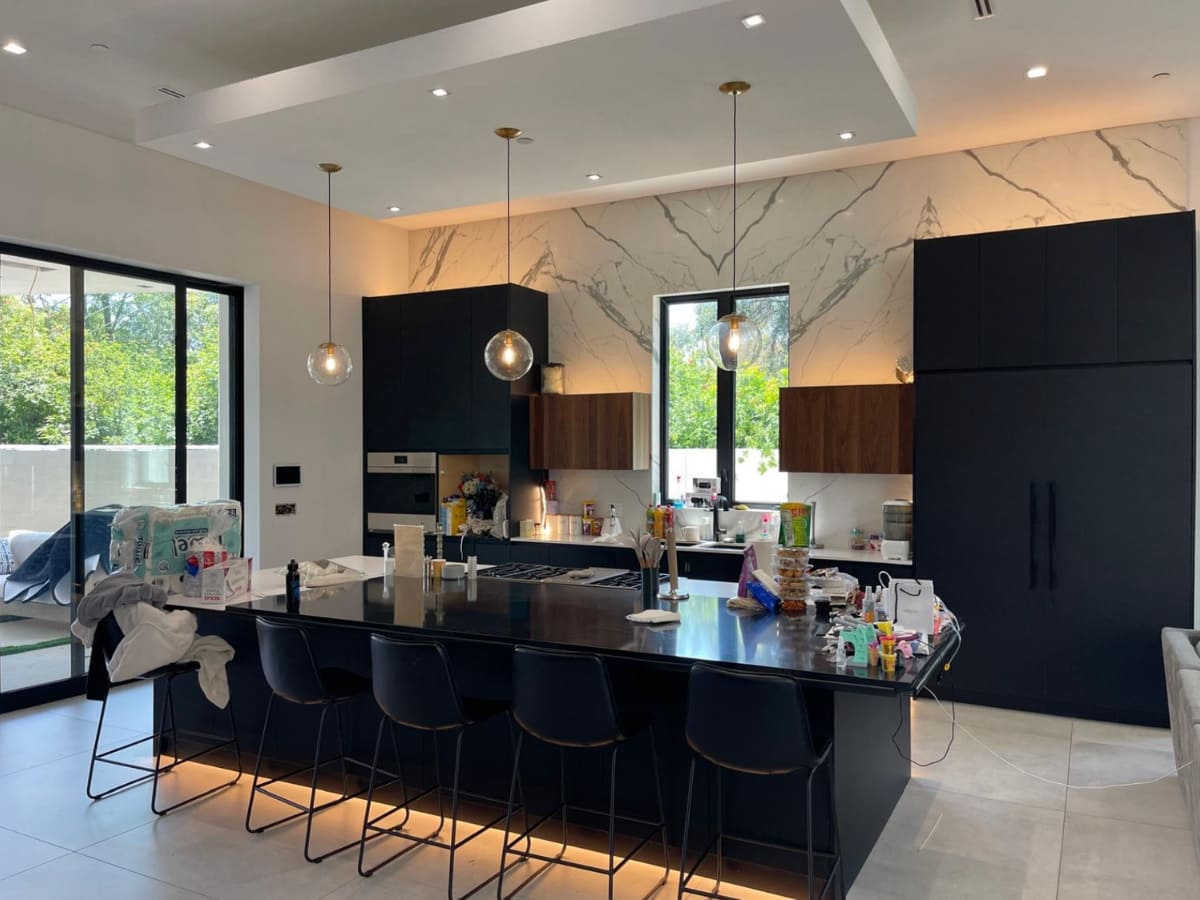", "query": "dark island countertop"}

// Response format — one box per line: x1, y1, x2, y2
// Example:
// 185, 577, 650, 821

213, 574, 958, 695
